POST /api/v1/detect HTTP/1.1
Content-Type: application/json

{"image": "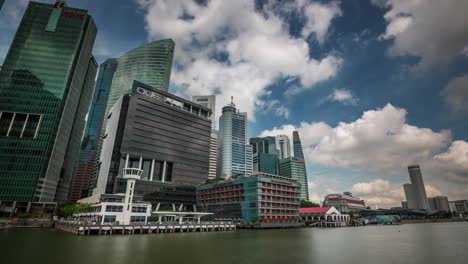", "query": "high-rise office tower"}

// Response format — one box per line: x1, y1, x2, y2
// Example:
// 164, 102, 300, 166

0, 1, 97, 204
192, 95, 217, 180
0, 0, 4, 11
279, 157, 309, 201
192, 95, 216, 128
275, 134, 291, 159
218, 98, 252, 179
250, 136, 279, 175
403, 165, 430, 210
69, 59, 117, 202
293, 131, 304, 160
89, 39, 175, 193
